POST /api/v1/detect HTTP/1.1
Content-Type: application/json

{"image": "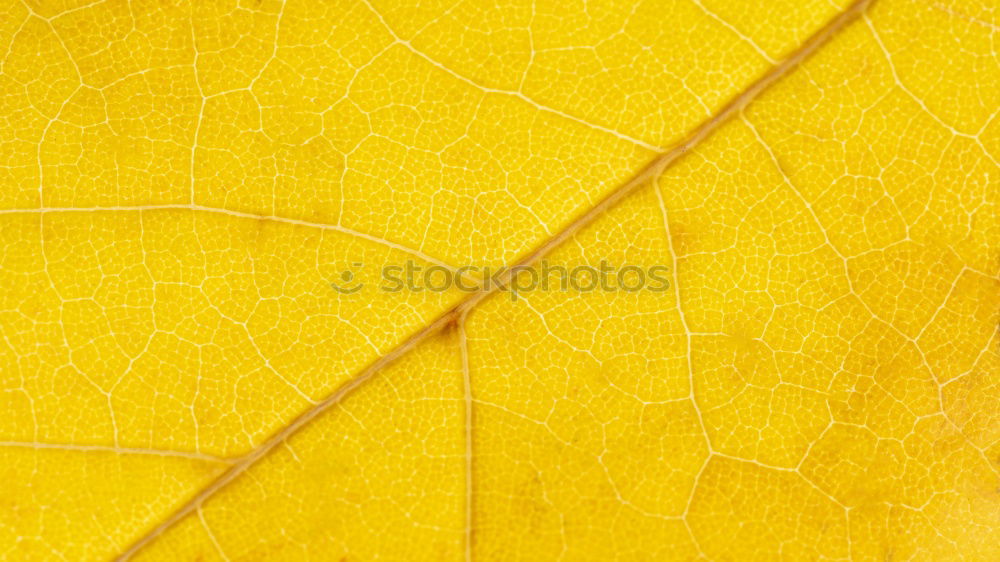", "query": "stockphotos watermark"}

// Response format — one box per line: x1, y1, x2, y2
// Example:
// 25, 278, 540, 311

330, 260, 671, 300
